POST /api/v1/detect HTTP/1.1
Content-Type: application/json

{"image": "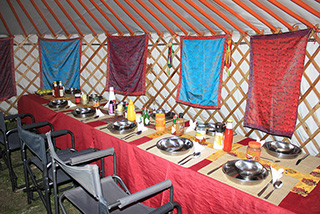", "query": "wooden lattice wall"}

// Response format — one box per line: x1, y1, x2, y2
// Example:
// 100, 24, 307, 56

0, 31, 319, 156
